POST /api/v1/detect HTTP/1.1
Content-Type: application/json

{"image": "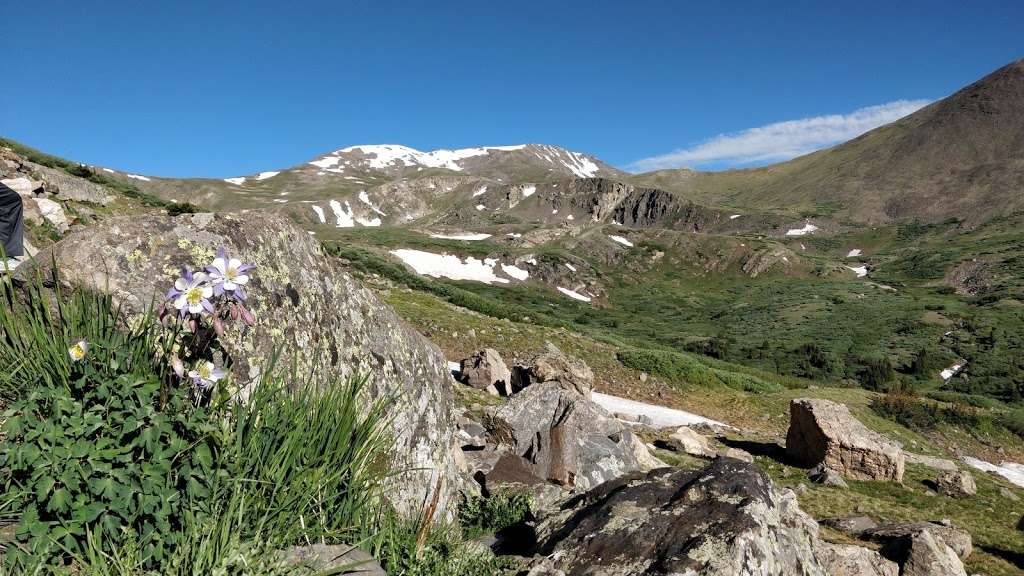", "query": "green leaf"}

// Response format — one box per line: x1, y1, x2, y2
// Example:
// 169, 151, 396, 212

47, 488, 72, 514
